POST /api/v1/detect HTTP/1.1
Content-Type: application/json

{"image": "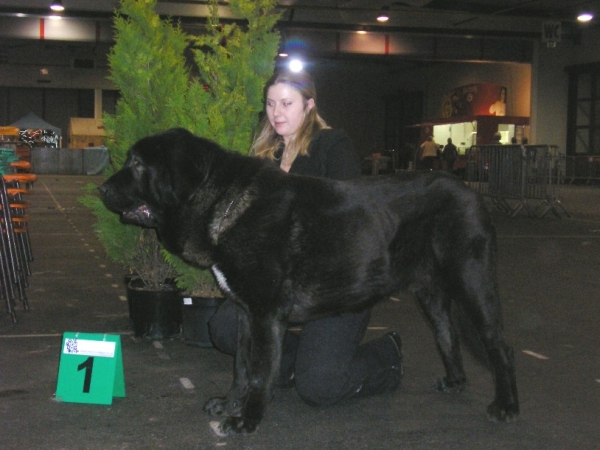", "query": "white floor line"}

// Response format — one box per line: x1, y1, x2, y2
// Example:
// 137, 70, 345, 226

40, 179, 65, 212
0, 331, 134, 338
498, 235, 600, 238
180, 377, 195, 389
522, 349, 549, 360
